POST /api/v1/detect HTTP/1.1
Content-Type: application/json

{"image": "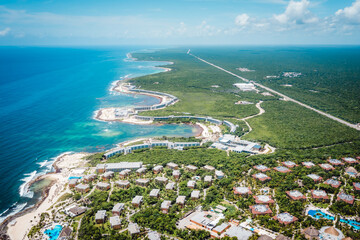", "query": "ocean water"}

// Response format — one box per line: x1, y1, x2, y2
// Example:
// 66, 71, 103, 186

0, 47, 196, 222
